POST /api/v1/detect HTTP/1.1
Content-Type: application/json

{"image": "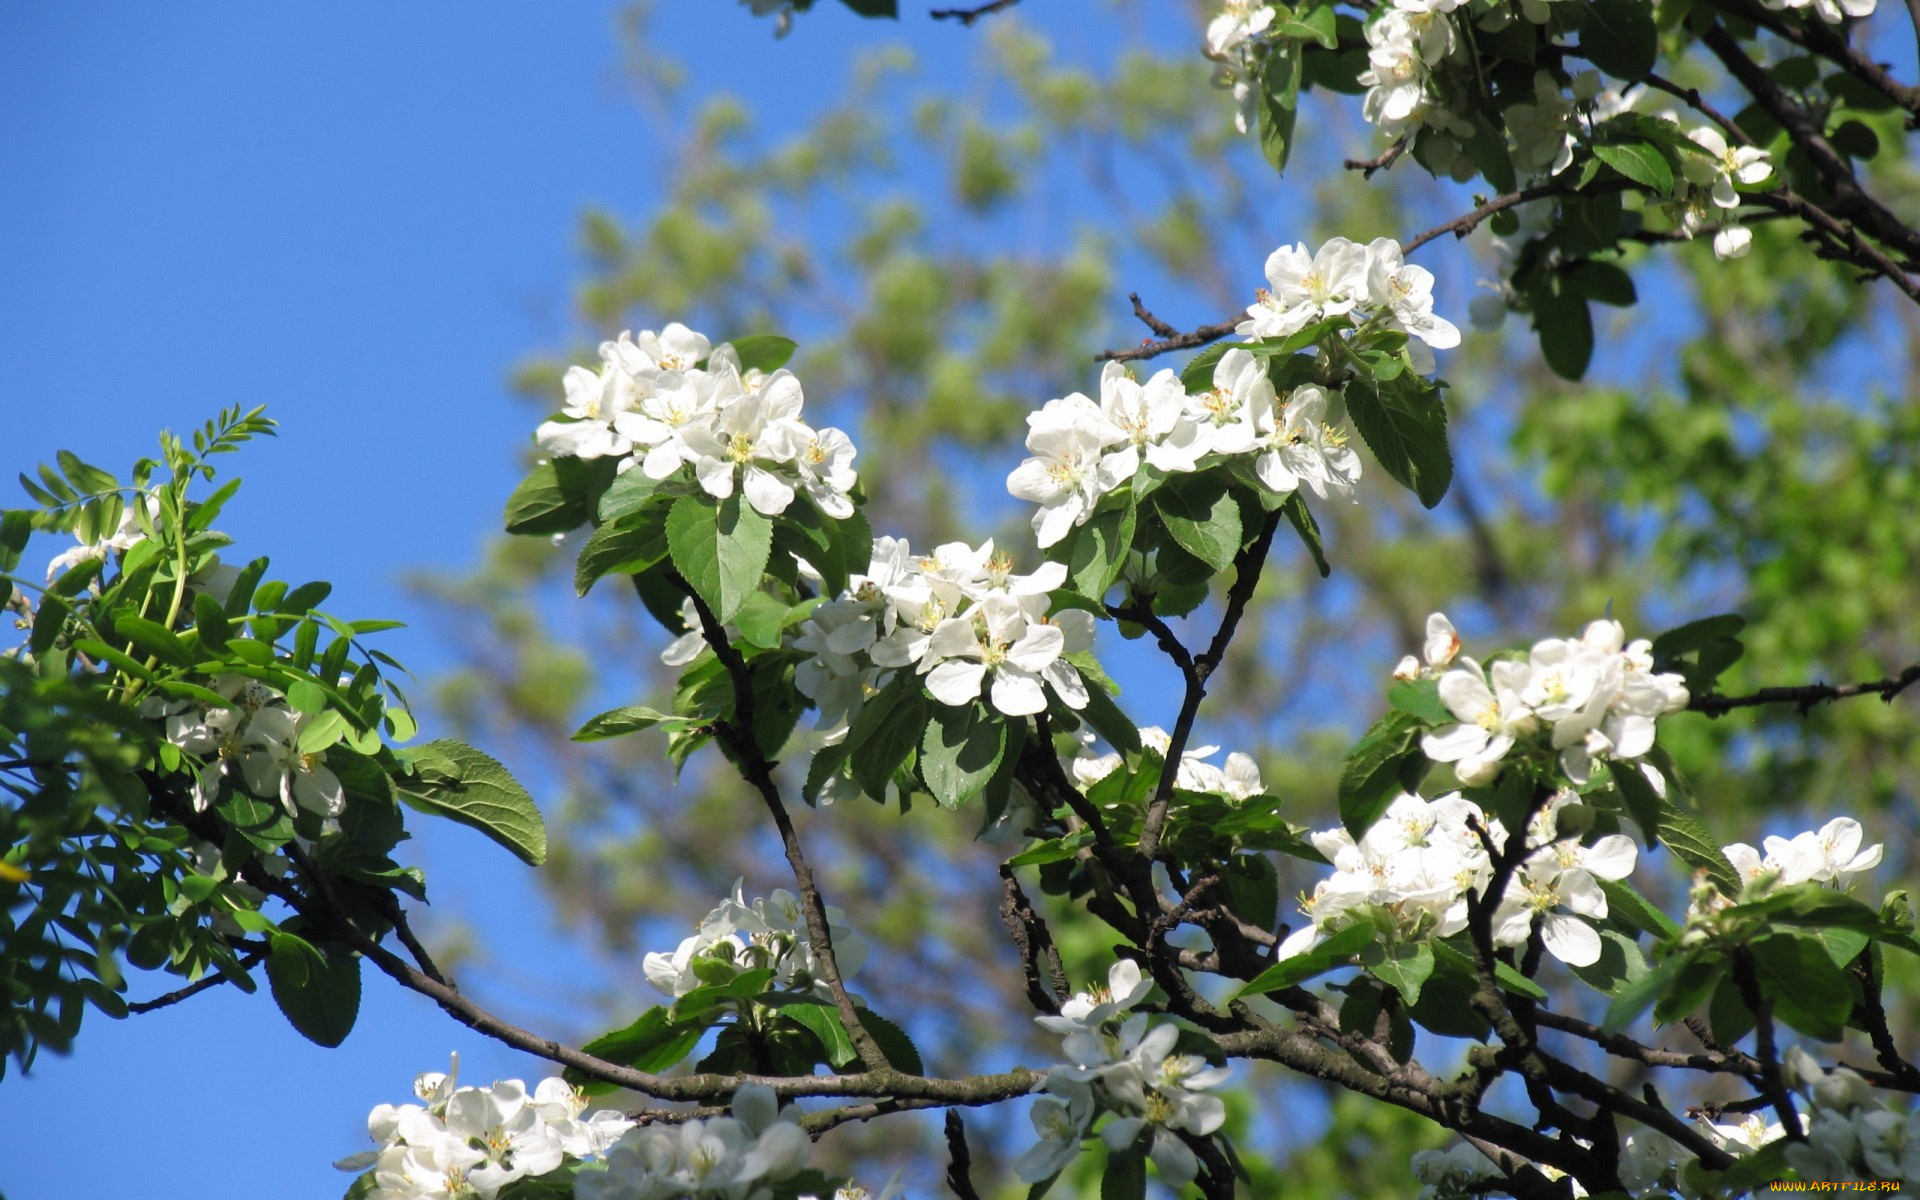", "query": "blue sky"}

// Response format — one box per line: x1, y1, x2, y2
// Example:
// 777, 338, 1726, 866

0, 4, 1017, 1196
